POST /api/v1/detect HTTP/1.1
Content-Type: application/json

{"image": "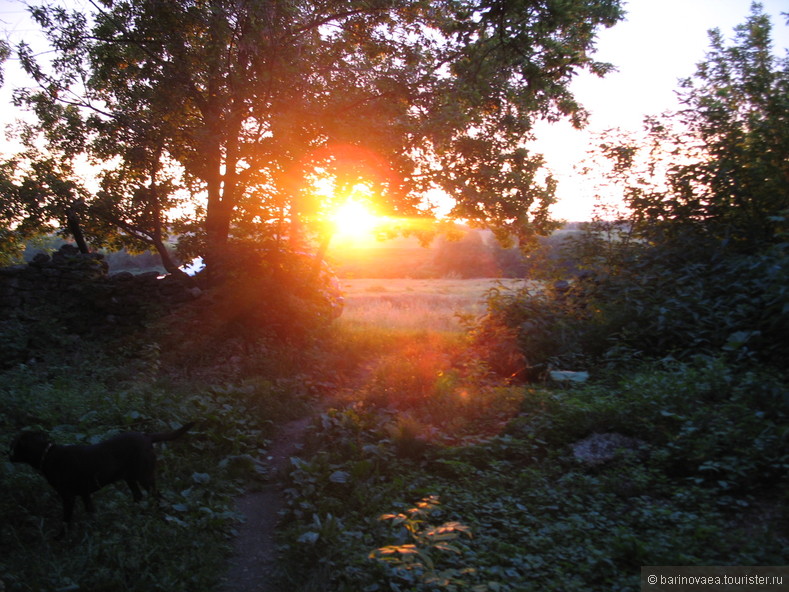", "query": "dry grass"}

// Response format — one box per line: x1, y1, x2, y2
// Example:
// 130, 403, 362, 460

335, 278, 531, 332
